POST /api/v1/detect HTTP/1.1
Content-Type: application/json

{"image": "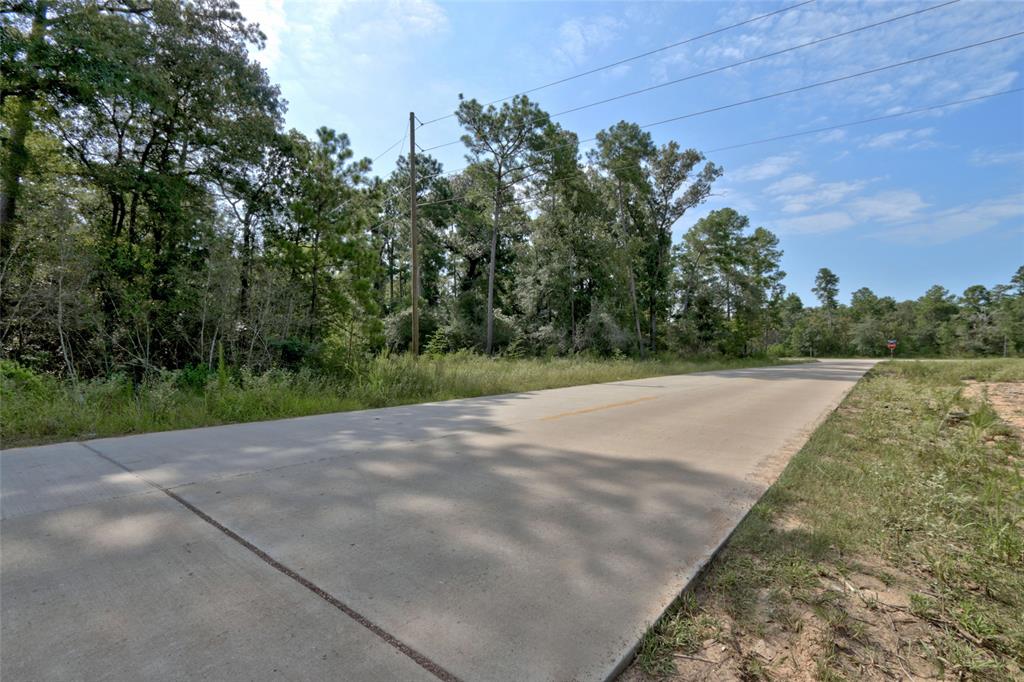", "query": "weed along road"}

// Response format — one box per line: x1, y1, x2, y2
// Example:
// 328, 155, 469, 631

1, 359, 876, 681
